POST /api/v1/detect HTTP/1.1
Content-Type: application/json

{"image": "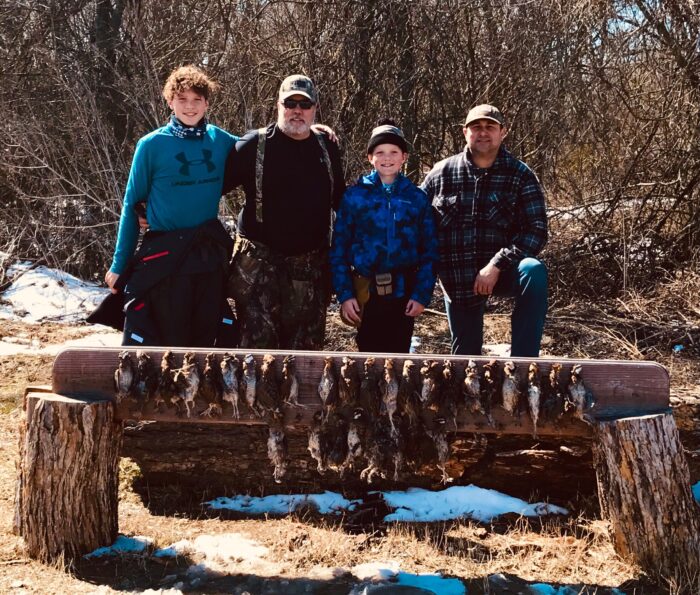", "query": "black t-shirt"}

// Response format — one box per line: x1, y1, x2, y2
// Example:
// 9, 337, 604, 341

223, 124, 345, 255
